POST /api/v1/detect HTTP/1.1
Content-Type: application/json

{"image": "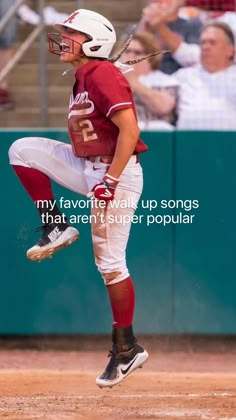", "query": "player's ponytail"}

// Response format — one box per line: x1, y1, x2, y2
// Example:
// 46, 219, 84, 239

108, 26, 136, 63
122, 50, 169, 66
109, 29, 168, 67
